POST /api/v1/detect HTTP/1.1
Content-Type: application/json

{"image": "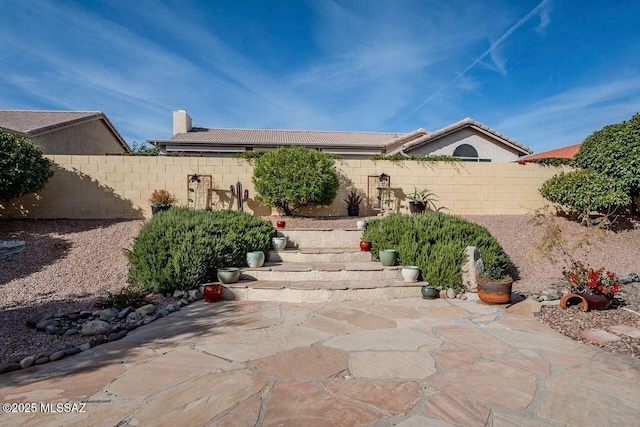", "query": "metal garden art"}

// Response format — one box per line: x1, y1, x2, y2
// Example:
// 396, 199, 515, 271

230, 182, 249, 211
187, 174, 212, 210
